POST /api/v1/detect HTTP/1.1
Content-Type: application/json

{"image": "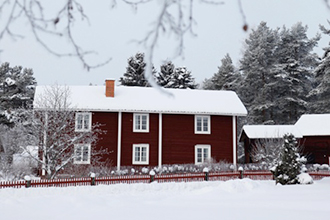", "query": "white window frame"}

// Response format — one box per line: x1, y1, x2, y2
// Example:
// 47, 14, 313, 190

195, 145, 211, 165
132, 144, 149, 165
195, 115, 211, 134
133, 113, 149, 133
73, 144, 91, 164
75, 112, 92, 132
